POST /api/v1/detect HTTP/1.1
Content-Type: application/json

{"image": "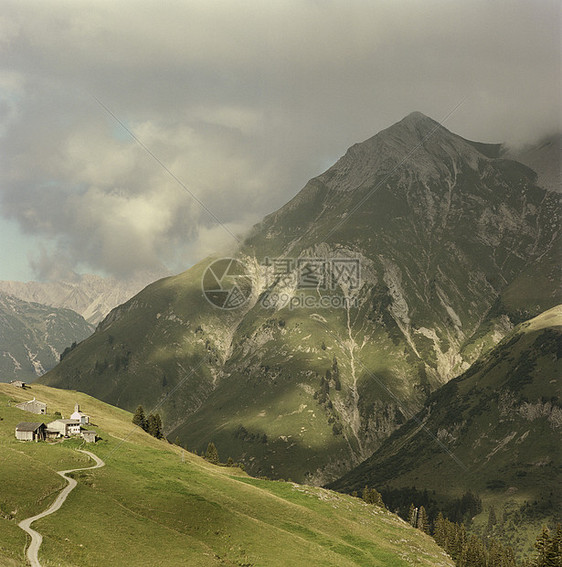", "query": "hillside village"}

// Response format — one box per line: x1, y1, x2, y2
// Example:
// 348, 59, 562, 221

13, 384, 97, 443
